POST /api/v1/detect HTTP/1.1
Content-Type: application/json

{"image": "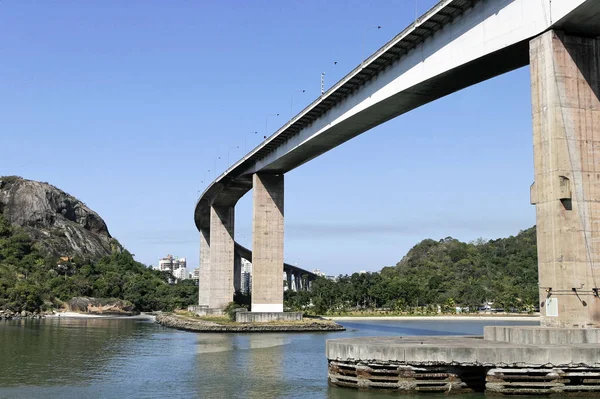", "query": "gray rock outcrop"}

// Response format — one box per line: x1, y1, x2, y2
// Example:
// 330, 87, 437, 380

67, 297, 136, 315
0, 176, 119, 260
